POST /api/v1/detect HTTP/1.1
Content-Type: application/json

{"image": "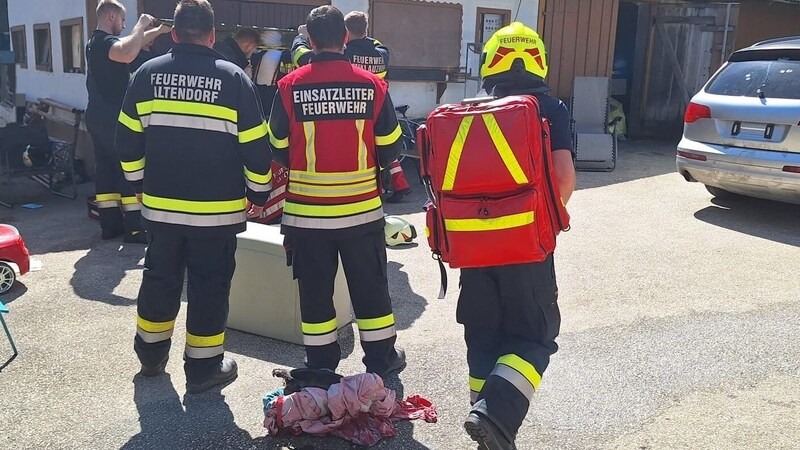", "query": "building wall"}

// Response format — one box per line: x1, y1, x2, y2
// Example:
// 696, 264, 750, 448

734, 0, 800, 50
8, 0, 137, 109
6, 0, 535, 115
